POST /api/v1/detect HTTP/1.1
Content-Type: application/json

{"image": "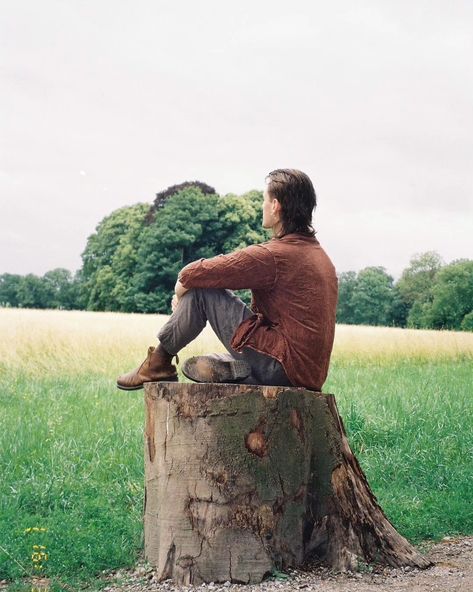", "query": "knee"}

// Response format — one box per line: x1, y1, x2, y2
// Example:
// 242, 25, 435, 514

178, 288, 213, 310
181, 288, 229, 302
179, 288, 205, 304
